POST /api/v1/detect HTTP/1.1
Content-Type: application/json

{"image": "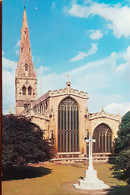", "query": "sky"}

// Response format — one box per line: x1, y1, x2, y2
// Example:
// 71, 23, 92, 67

2, 0, 130, 116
